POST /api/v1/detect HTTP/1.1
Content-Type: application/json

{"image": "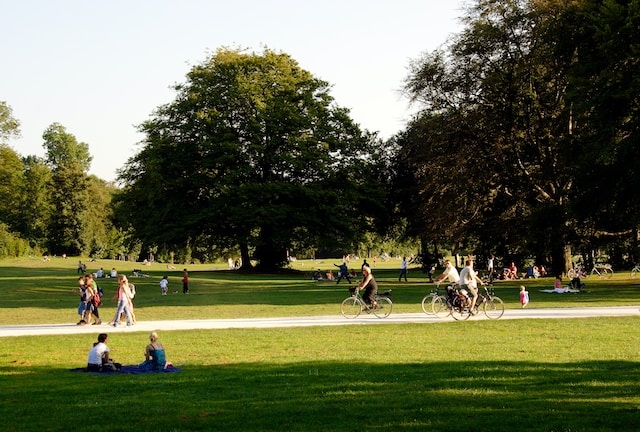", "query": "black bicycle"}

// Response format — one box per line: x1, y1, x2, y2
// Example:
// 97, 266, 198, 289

432, 284, 504, 320
341, 286, 393, 319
